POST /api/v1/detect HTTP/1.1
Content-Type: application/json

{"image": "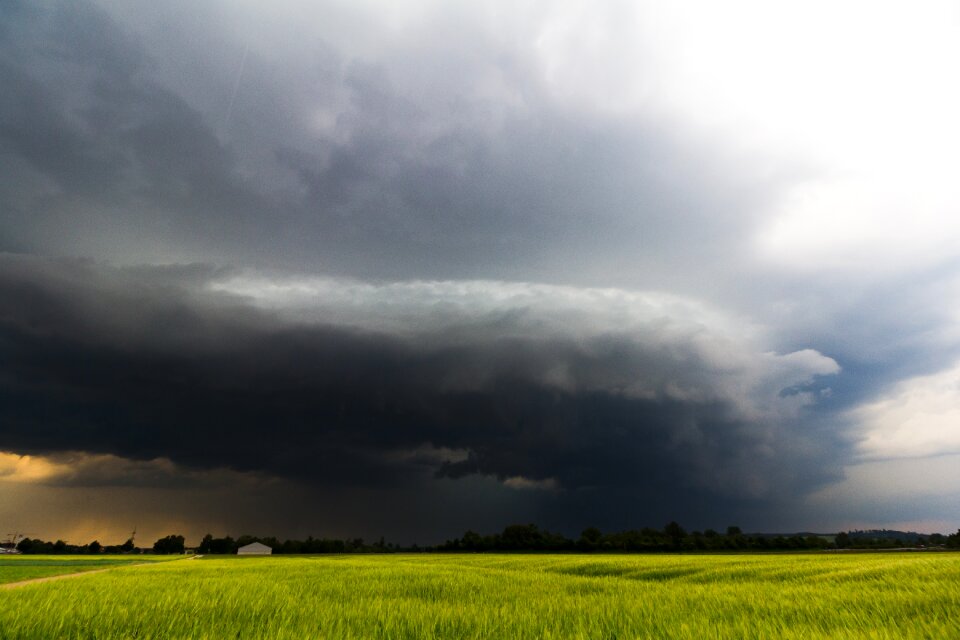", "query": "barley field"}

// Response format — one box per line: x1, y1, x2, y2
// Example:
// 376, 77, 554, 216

0, 555, 169, 585
2, 553, 959, 639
